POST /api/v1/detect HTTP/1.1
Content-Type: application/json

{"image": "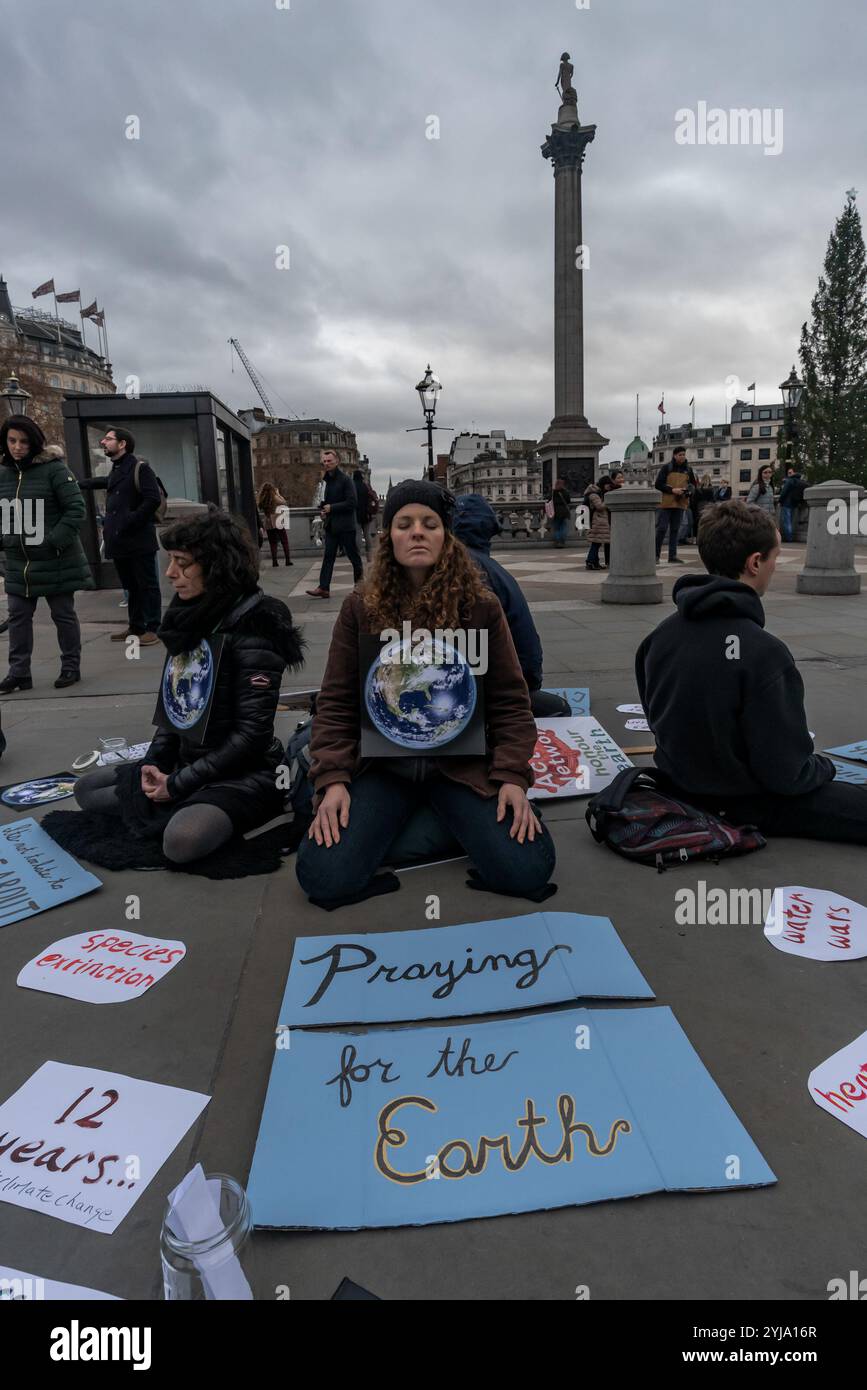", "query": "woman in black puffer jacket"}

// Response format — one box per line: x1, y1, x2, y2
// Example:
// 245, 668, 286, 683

74, 508, 305, 863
